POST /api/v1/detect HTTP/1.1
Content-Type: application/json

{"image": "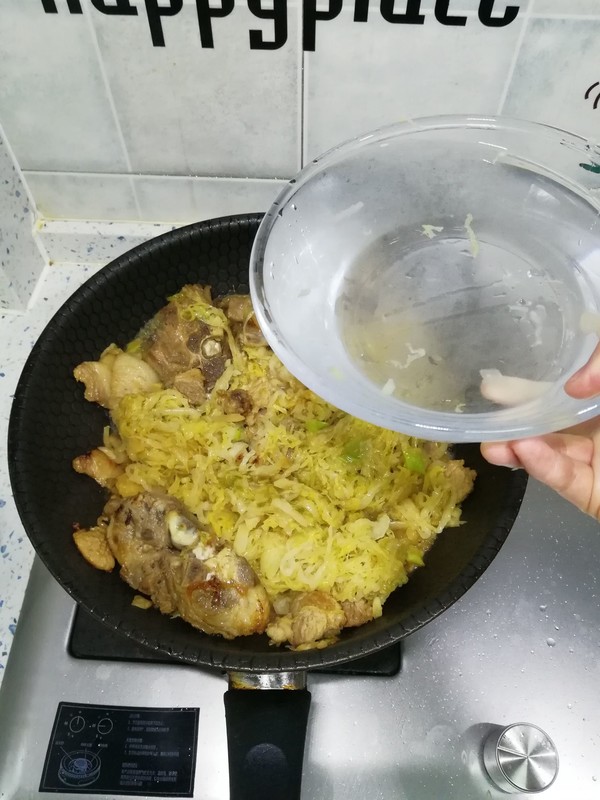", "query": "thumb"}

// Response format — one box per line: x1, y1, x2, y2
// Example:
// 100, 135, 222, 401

564, 342, 600, 399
